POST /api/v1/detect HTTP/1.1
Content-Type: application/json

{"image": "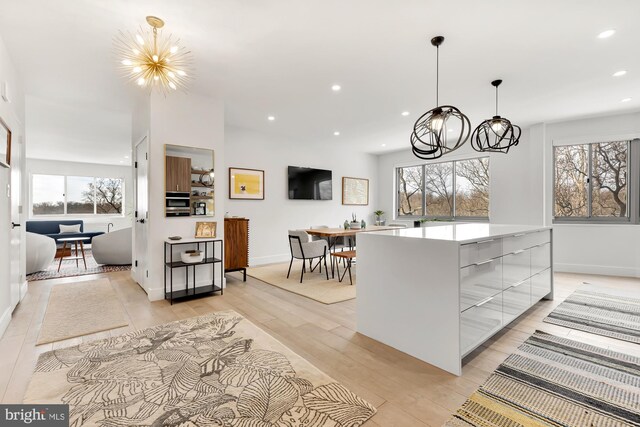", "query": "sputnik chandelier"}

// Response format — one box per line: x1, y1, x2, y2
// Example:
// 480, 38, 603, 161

115, 16, 192, 93
411, 36, 470, 160
471, 79, 521, 153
